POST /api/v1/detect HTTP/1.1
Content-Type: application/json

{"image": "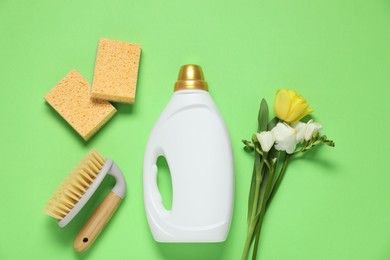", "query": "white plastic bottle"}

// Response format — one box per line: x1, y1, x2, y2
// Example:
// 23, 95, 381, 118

143, 64, 234, 242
